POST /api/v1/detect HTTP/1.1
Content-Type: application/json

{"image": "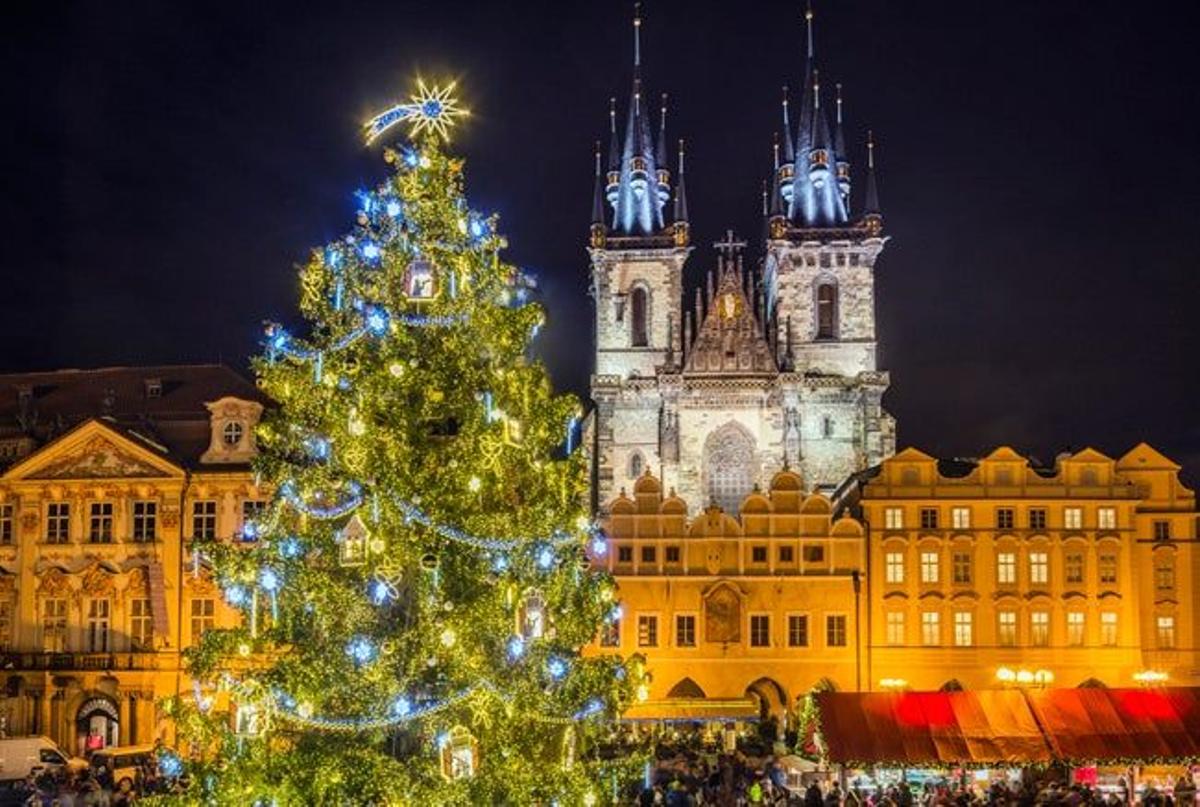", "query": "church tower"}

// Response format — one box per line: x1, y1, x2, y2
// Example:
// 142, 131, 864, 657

588, 5, 691, 510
